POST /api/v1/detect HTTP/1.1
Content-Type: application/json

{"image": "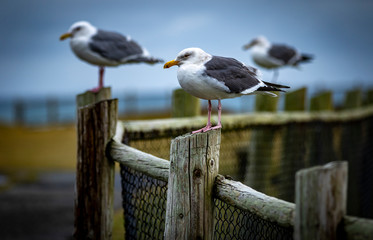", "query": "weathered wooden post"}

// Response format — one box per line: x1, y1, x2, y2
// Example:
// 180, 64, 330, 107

280, 87, 308, 201
284, 87, 307, 111
172, 88, 201, 117
74, 87, 117, 240
164, 129, 220, 240
343, 89, 362, 109
308, 91, 336, 166
364, 88, 373, 105
309, 91, 333, 111
340, 118, 364, 217
245, 93, 280, 196
76, 87, 111, 107
255, 93, 278, 112
294, 161, 348, 240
